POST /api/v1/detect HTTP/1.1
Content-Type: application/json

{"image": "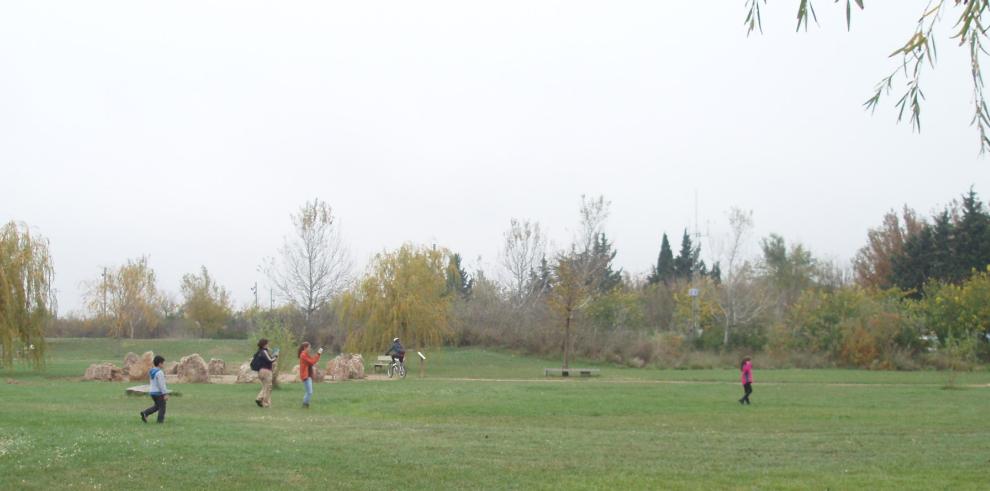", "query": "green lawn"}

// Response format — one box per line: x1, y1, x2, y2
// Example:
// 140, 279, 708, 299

1, 339, 988, 489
